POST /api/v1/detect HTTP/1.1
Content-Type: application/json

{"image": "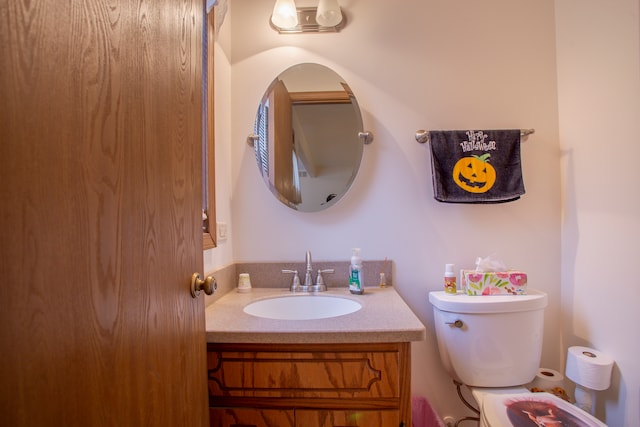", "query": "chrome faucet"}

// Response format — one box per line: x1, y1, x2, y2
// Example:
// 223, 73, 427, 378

304, 251, 335, 292
282, 251, 334, 292
303, 251, 313, 288
281, 251, 313, 292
